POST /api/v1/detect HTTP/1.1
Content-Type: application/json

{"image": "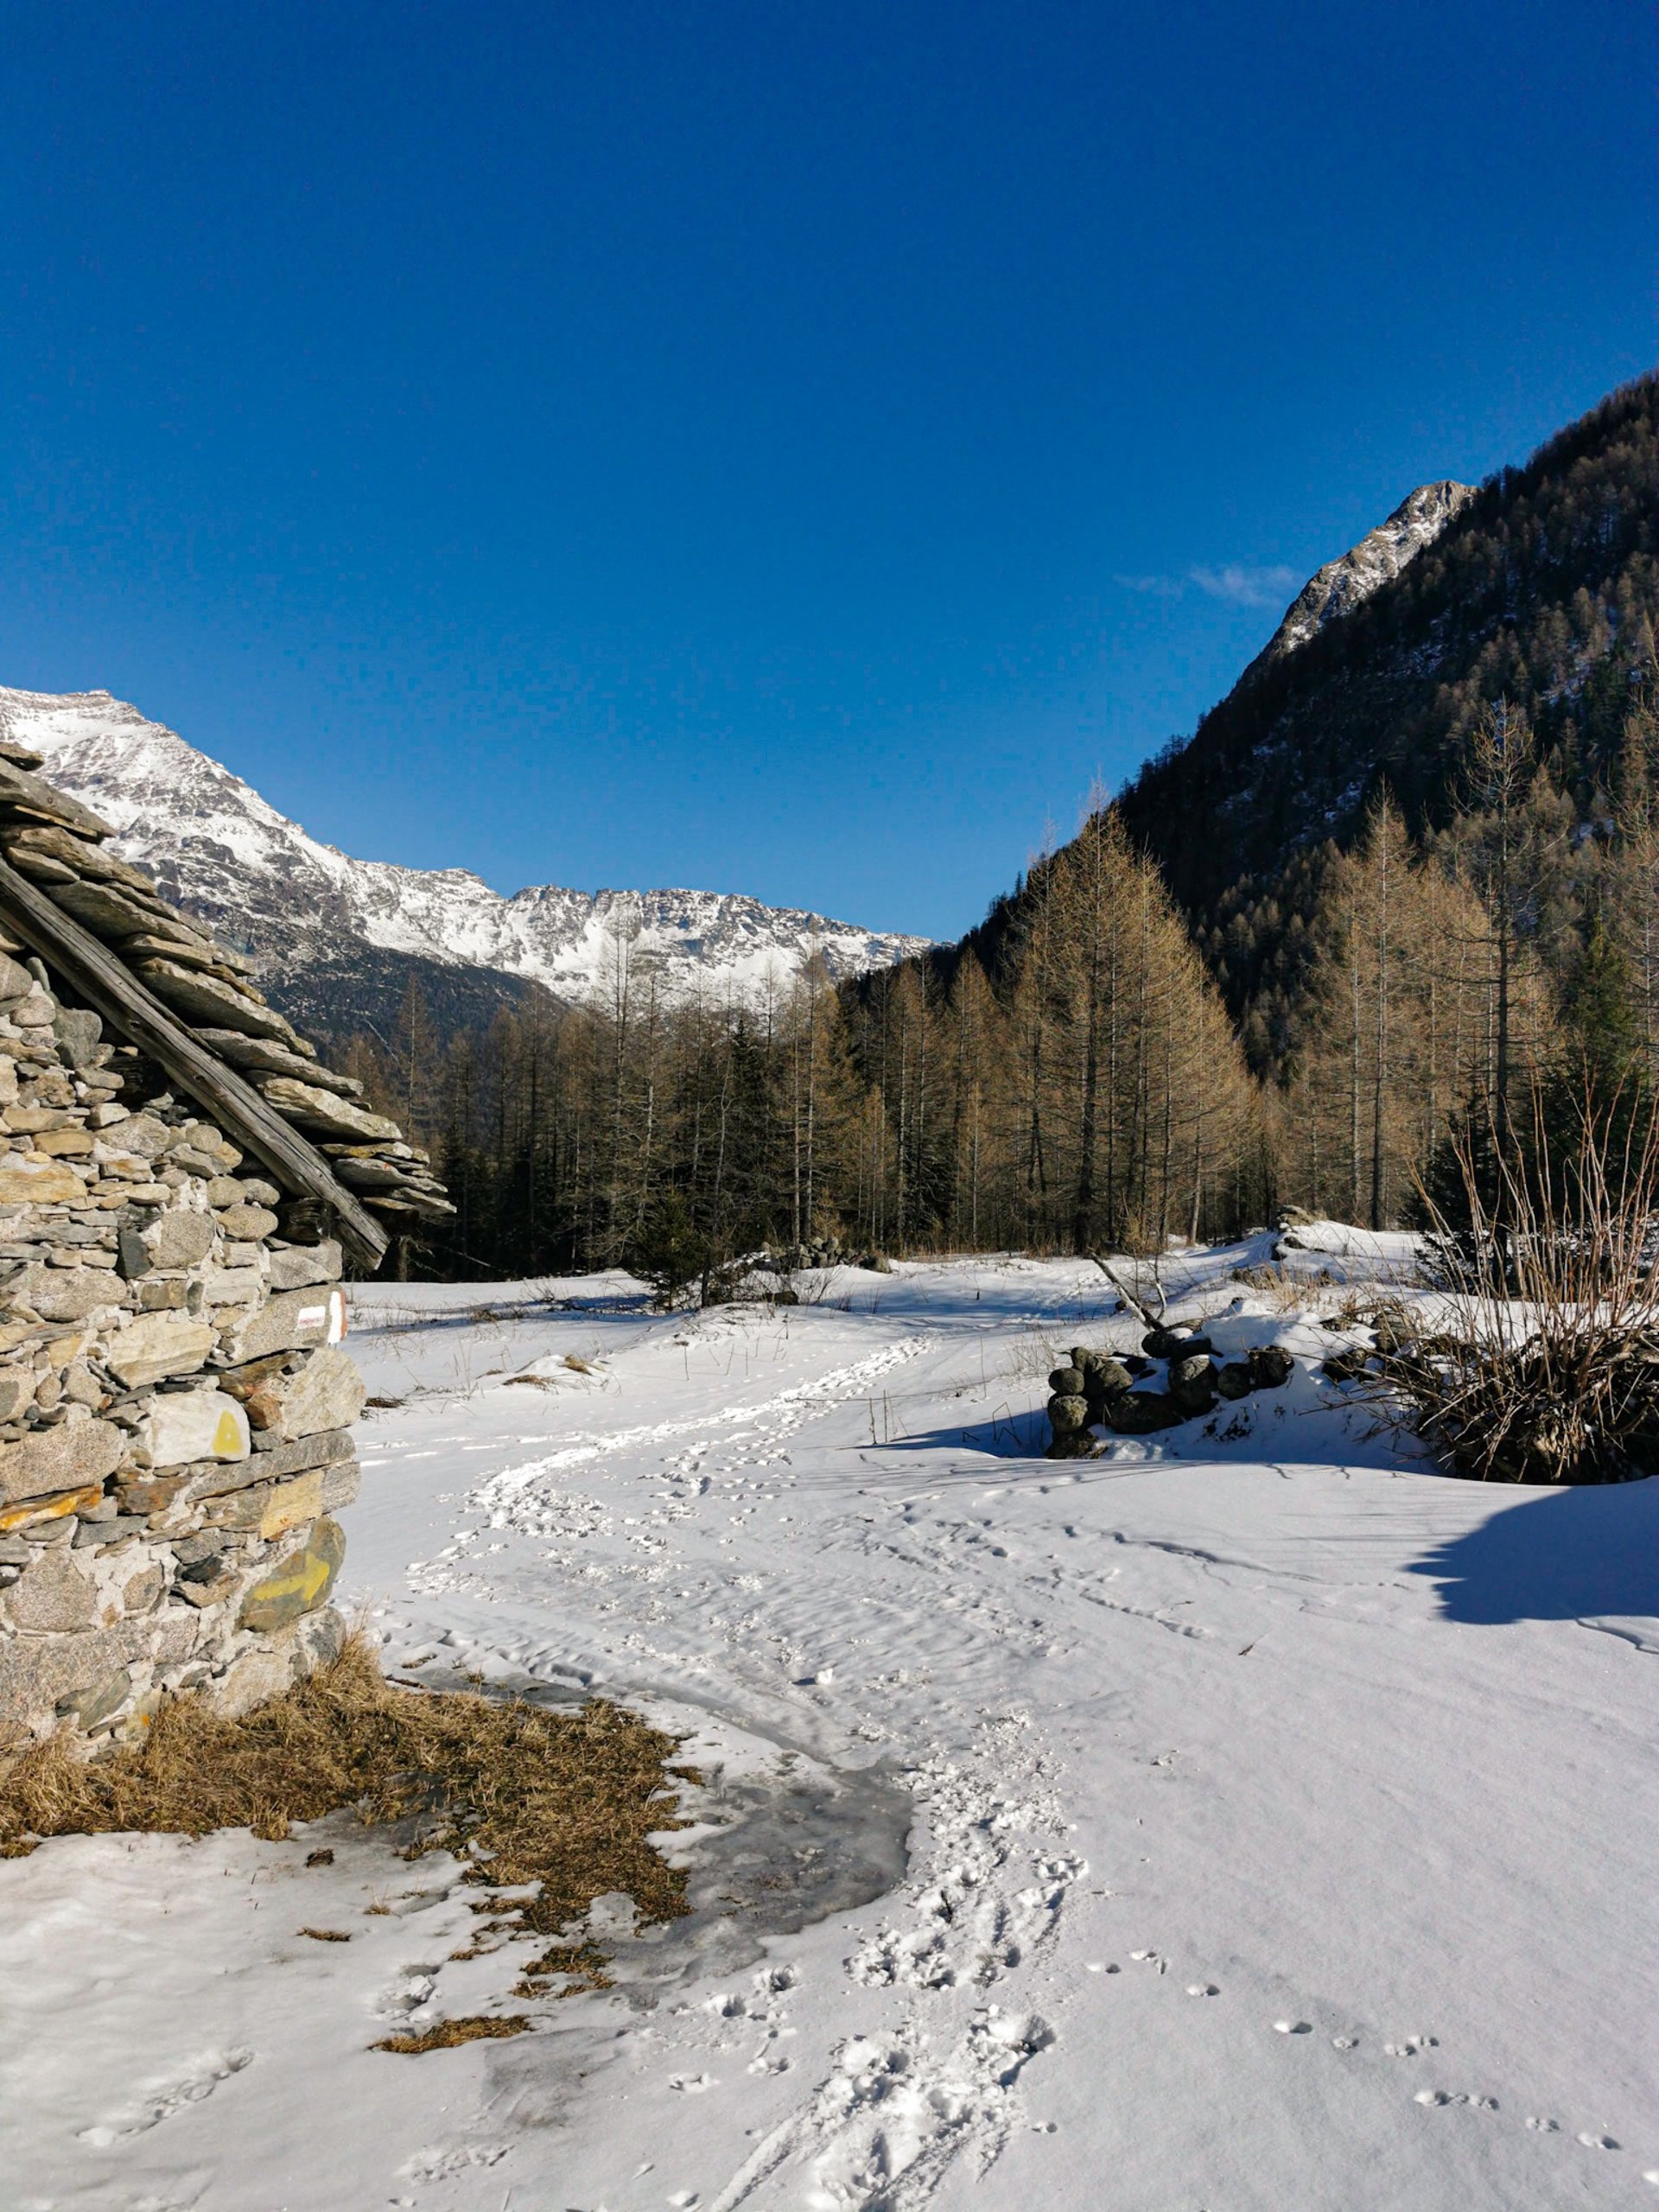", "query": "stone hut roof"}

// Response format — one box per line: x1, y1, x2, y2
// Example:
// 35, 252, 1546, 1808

0, 738, 450, 1270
